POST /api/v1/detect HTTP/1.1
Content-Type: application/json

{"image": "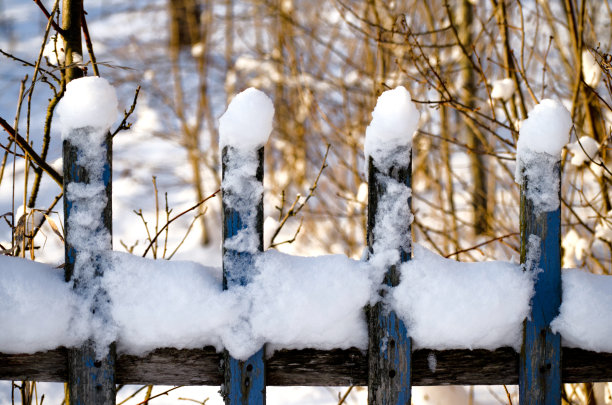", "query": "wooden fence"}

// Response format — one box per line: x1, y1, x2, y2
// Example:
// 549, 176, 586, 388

1, 101, 612, 405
